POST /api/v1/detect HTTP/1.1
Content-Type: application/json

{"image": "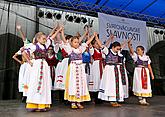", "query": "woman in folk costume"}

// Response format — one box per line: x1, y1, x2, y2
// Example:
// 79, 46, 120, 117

62, 28, 95, 109
54, 34, 72, 90
89, 33, 107, 104
12, 25, 31, 101
98, 41, 128, 107
46, 45, 58, 89
105, 35, 129, 99
22, 29, 62, 112
128, 39, 154, 105
12, 50, 27, 94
